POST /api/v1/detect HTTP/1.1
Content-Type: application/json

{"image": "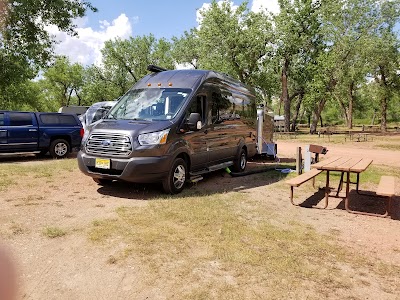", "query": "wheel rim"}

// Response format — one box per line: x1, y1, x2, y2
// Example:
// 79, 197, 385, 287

173, 165, 186, 189
240, 153, 246, 170
55, 143, 68, 157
